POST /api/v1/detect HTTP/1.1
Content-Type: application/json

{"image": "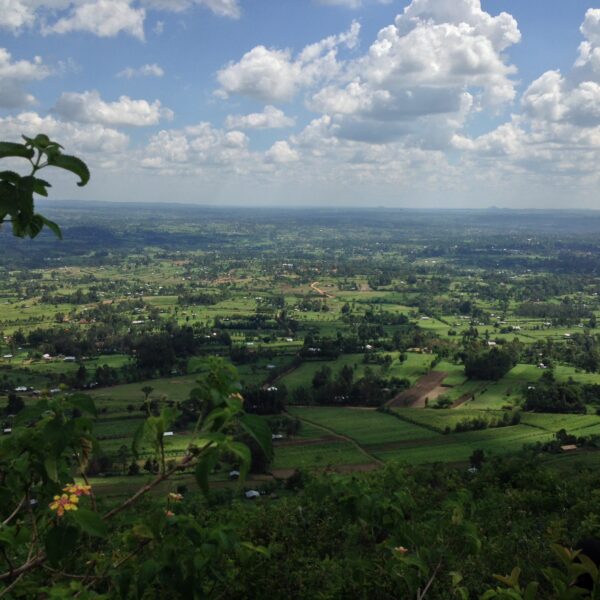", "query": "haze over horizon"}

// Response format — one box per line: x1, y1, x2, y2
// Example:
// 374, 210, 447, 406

2, 0, 600, 208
